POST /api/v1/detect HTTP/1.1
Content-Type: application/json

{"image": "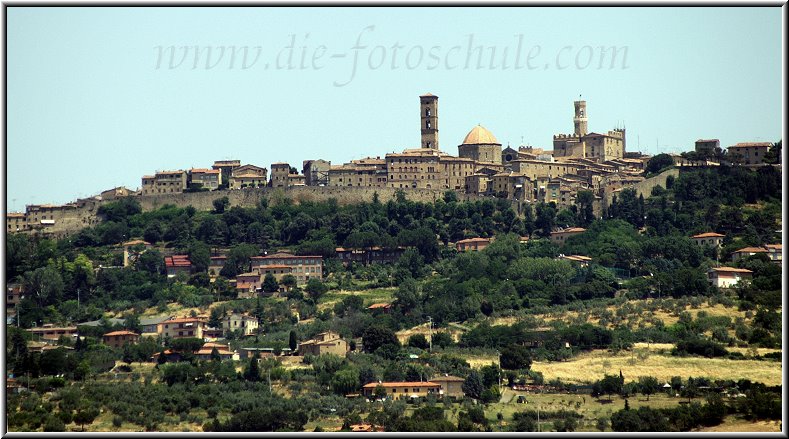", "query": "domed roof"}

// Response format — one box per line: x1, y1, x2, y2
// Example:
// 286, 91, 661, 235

461, 125, 500, 145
